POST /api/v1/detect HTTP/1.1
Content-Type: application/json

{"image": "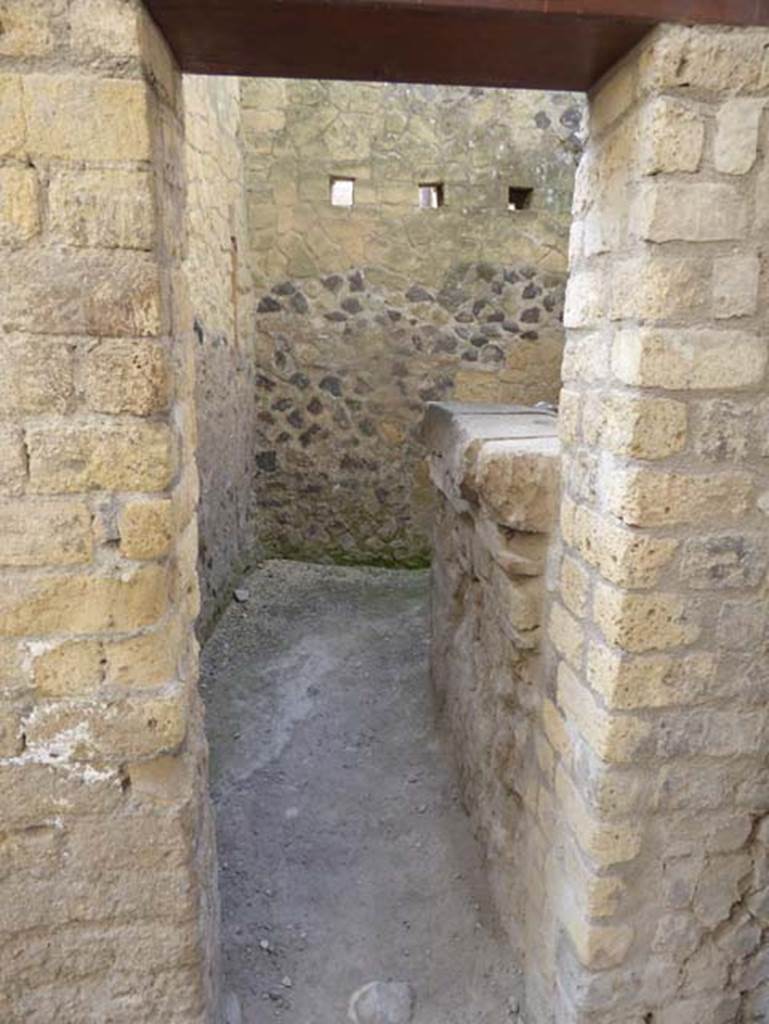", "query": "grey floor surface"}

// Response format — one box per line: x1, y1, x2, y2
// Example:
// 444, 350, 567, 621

201, 560, 521, 1024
